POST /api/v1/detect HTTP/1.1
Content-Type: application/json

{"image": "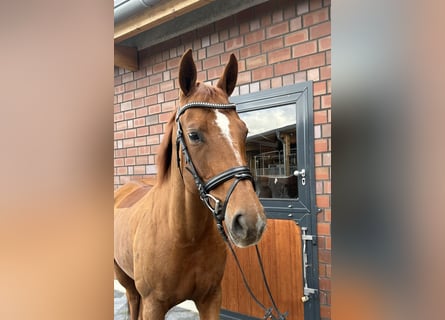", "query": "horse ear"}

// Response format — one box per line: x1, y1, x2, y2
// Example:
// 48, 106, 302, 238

217, 53, 238, 96
179, 49, 197, 96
